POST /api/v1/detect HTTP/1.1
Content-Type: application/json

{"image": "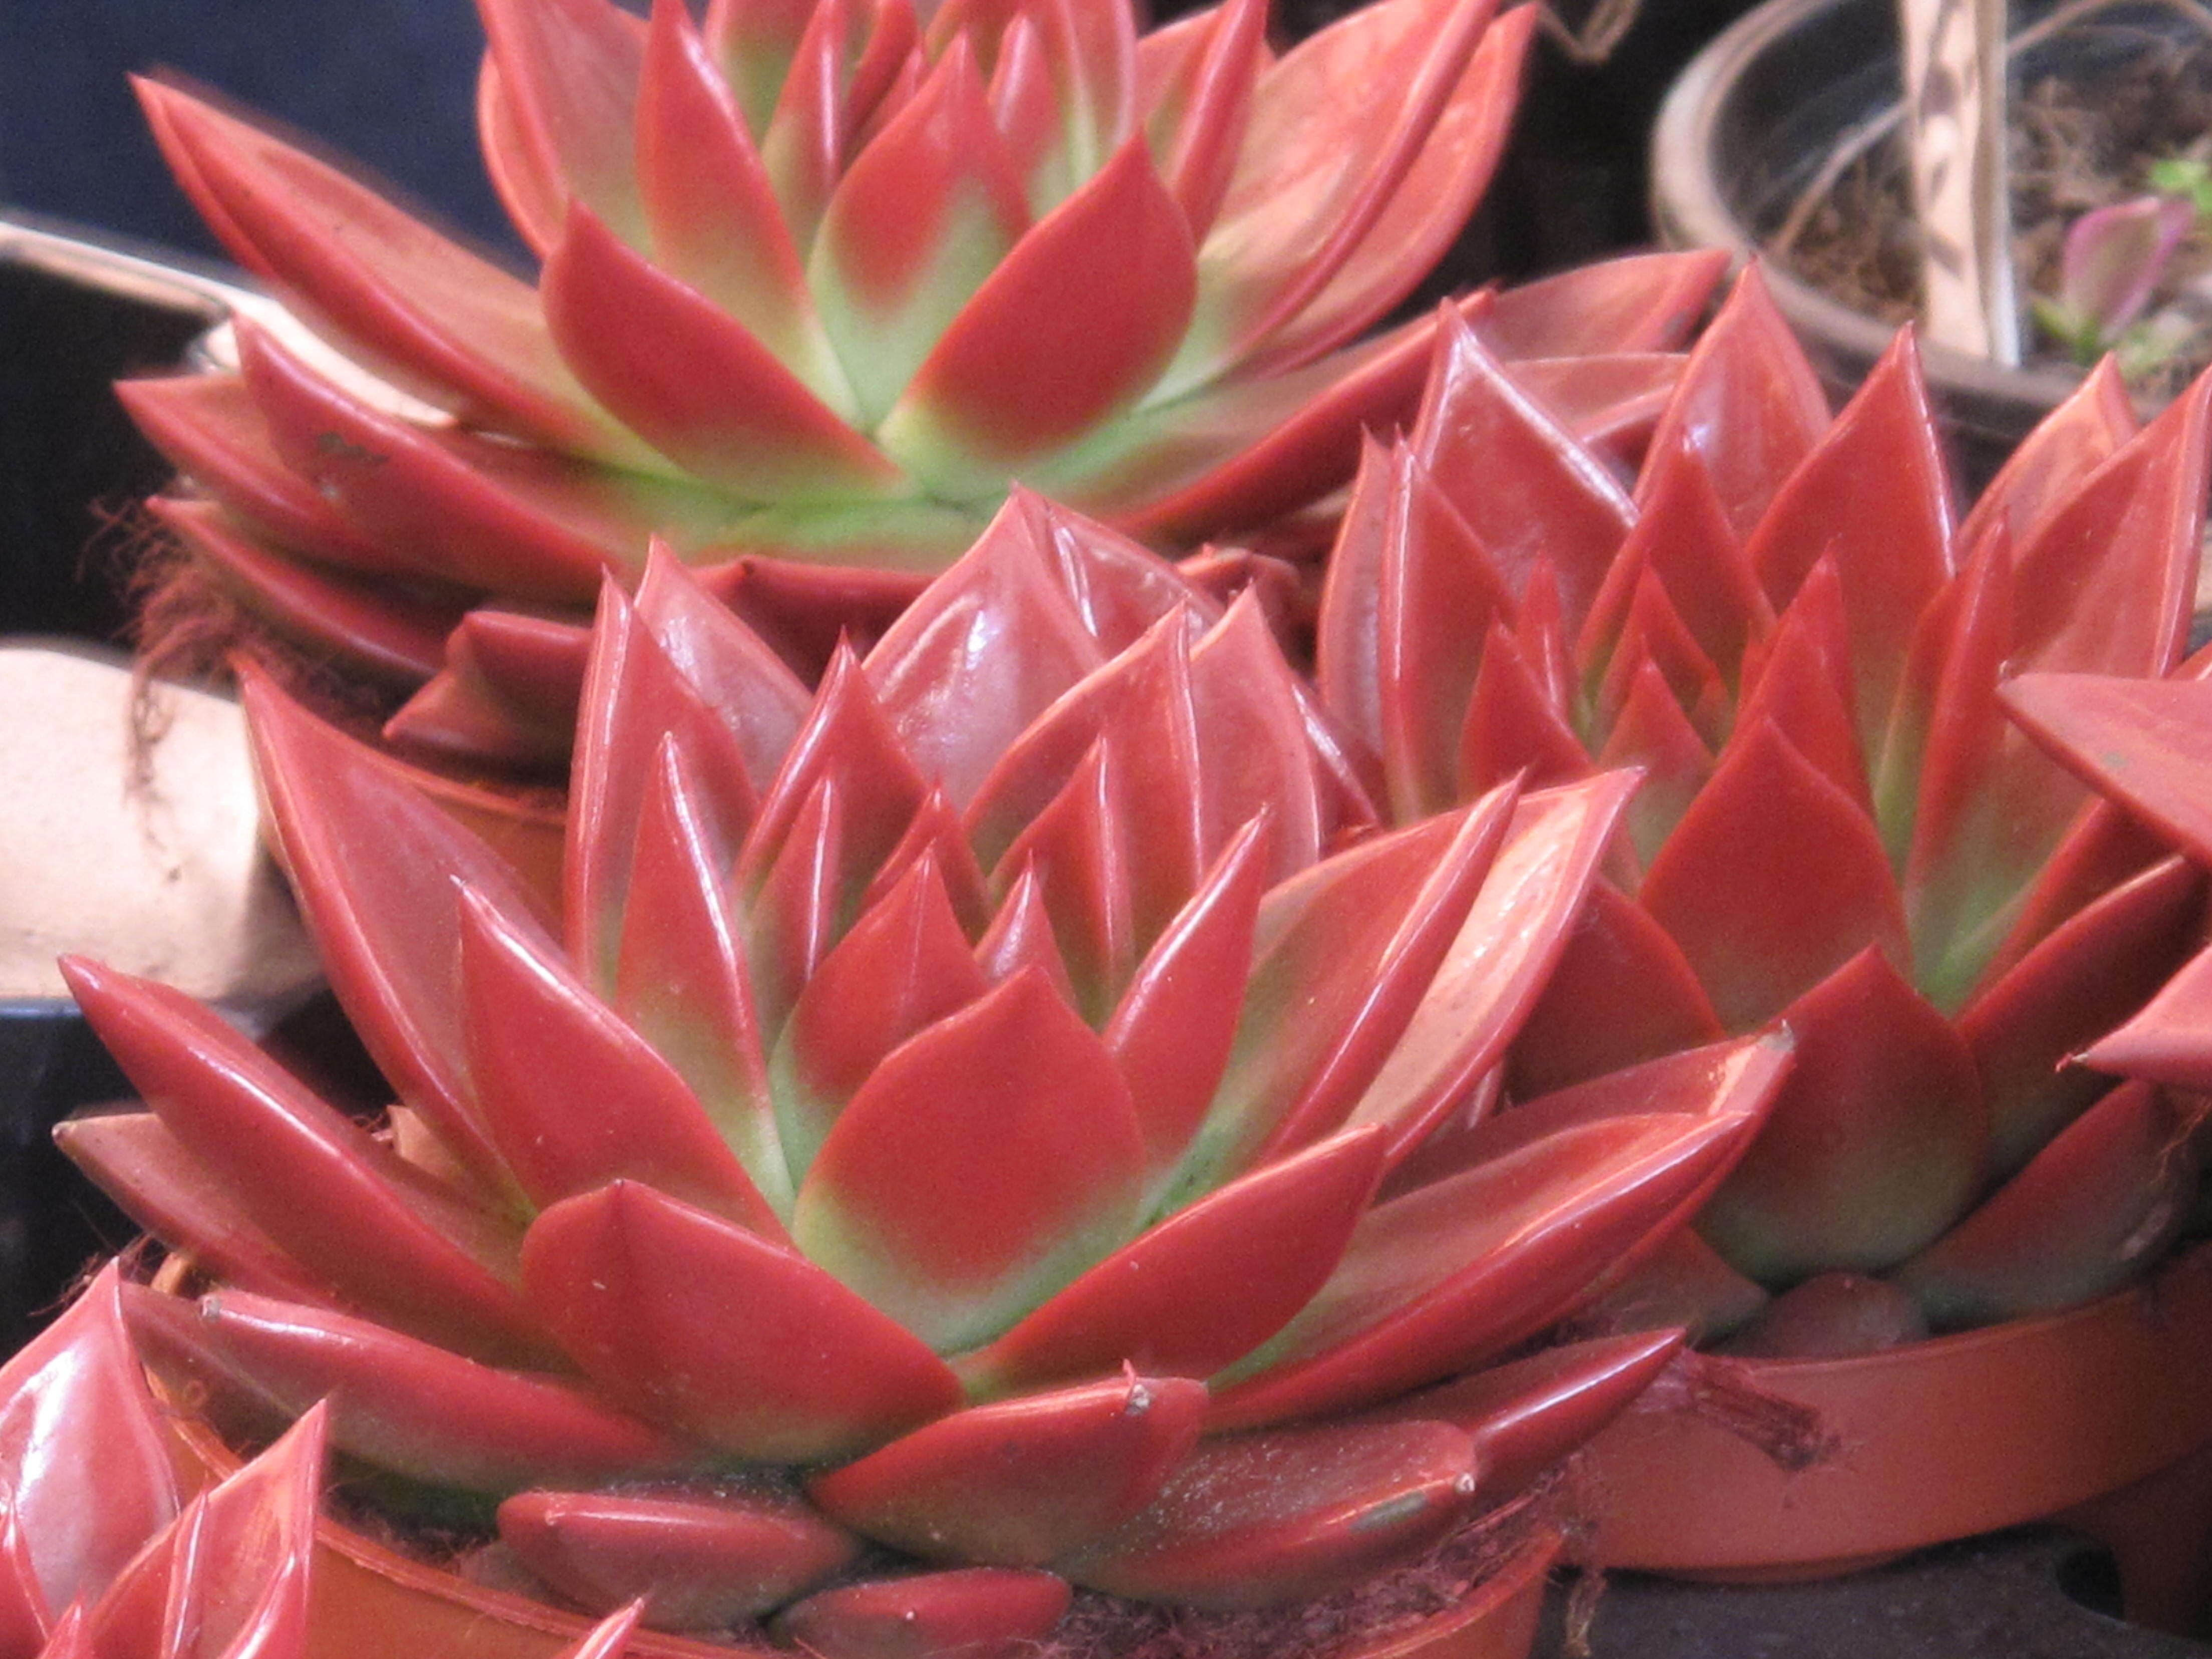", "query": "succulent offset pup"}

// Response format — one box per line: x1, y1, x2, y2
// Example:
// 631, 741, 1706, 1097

1314, 264, 2212, 1353
117, 0, 1722, 771
47, 502, 1786, 1653
0, 1294, 639, 1659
